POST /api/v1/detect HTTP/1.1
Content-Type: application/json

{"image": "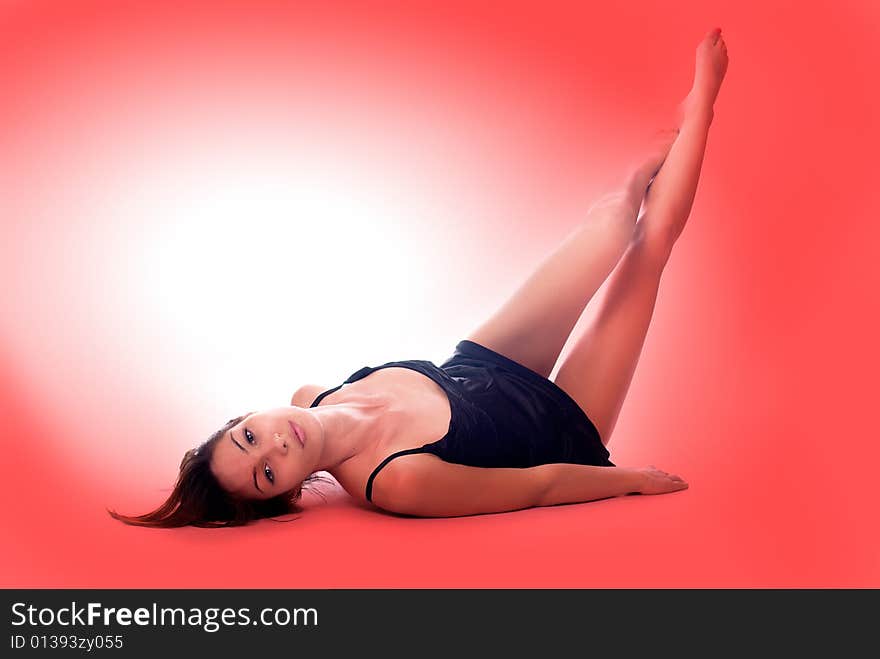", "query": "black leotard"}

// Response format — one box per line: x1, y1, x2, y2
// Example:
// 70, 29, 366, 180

309, 339, 615, 502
